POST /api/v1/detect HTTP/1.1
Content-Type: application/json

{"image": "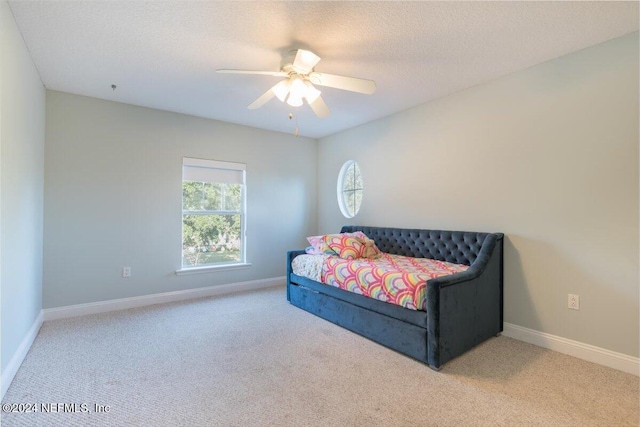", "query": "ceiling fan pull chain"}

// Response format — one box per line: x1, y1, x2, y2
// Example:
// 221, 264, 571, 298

289, 112, 300, 137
